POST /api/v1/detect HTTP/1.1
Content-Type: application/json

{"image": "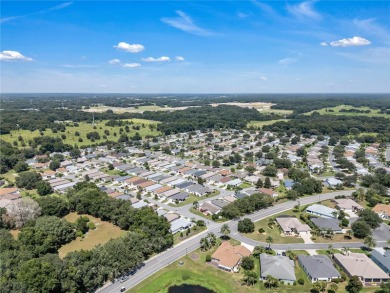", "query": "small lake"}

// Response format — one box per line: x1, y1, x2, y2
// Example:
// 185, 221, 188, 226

168, 284, 216, 293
